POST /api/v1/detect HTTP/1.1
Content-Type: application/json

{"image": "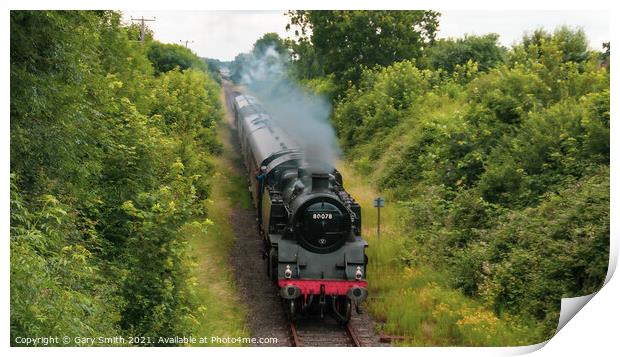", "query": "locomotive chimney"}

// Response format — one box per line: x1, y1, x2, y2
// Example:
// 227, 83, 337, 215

311, 173, 330, 192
